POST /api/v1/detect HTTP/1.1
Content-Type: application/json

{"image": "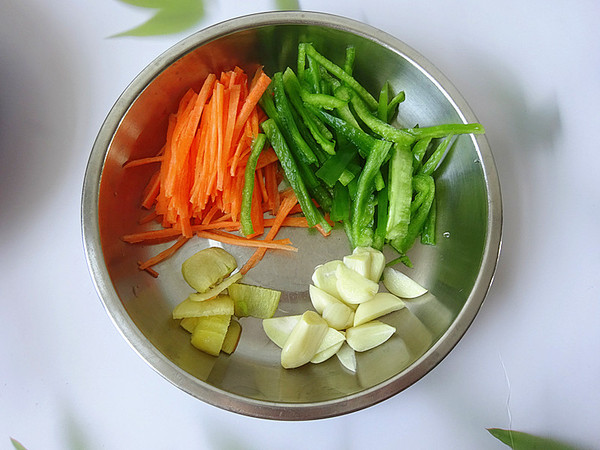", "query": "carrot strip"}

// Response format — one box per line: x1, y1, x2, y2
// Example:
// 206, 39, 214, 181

213, 212, 232, 223
264, 216, 309, 228
315, 224, 332, 237
123, 220, 242, 244
141, 171, 161, 209
167, 76, 215, 196
287, 204, 303, 215
223, 85, 241, 163
247, 173, 265, 238
139, 210, 159, 225
214, 82, 225, 191
123, 156, 164, 169
194, 230, 297, 251
138, 262, 160, 278
231, 72, 271, 150
264, 162, 280, 214
240, 193, 299, 274
201, 203, 220, 225
155, 114, 177, 220
138, 236, 189, 270
256, 167, 268, 204
255, 147, 279, 170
